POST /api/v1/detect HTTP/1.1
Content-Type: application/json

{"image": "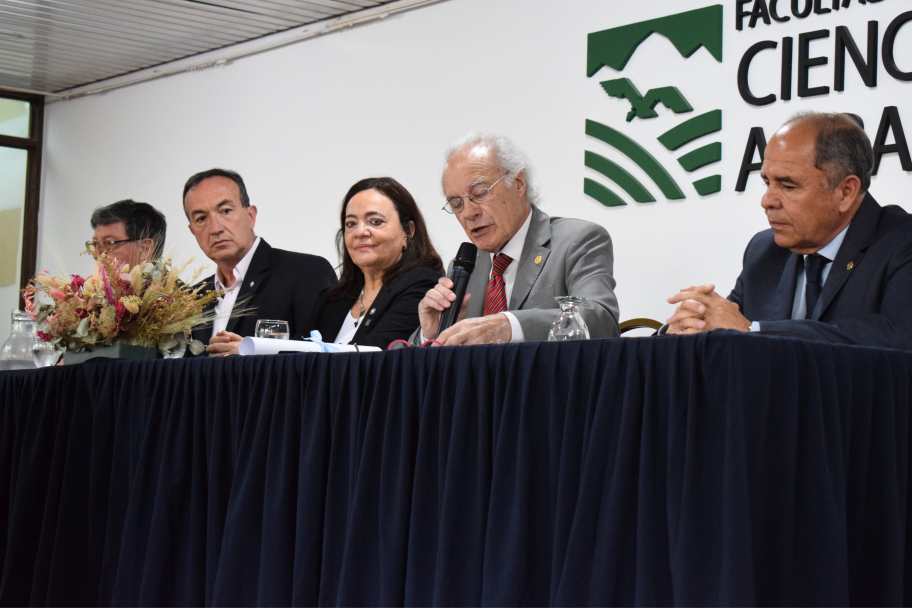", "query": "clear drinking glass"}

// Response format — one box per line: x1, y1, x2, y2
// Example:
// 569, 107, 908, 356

255, 319, 290, 340
547, 296, 591, 341
32, 337, 60, 367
